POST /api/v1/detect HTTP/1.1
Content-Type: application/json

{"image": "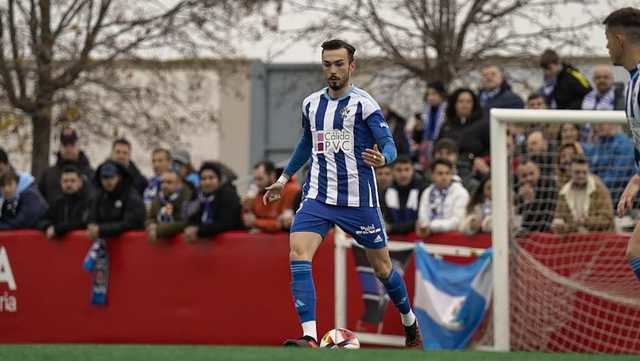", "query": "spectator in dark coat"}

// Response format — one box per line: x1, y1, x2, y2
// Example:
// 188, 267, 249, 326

183, 162, 242, 242
86, 160, 146, 241
143, 148, 172, 210
539, 49, 592, 110
515, 159, 557, 232
438, 88, 489, 161
0, 147, 36, 203
110, 138, 148, 196
380, 155, 427, 235
381, 105, 410, 157
146, 169, 192, 242
478, 65, 524, 119
37, 166, 92, 239
38, 127, 94, 205
0, 168, 48, 230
